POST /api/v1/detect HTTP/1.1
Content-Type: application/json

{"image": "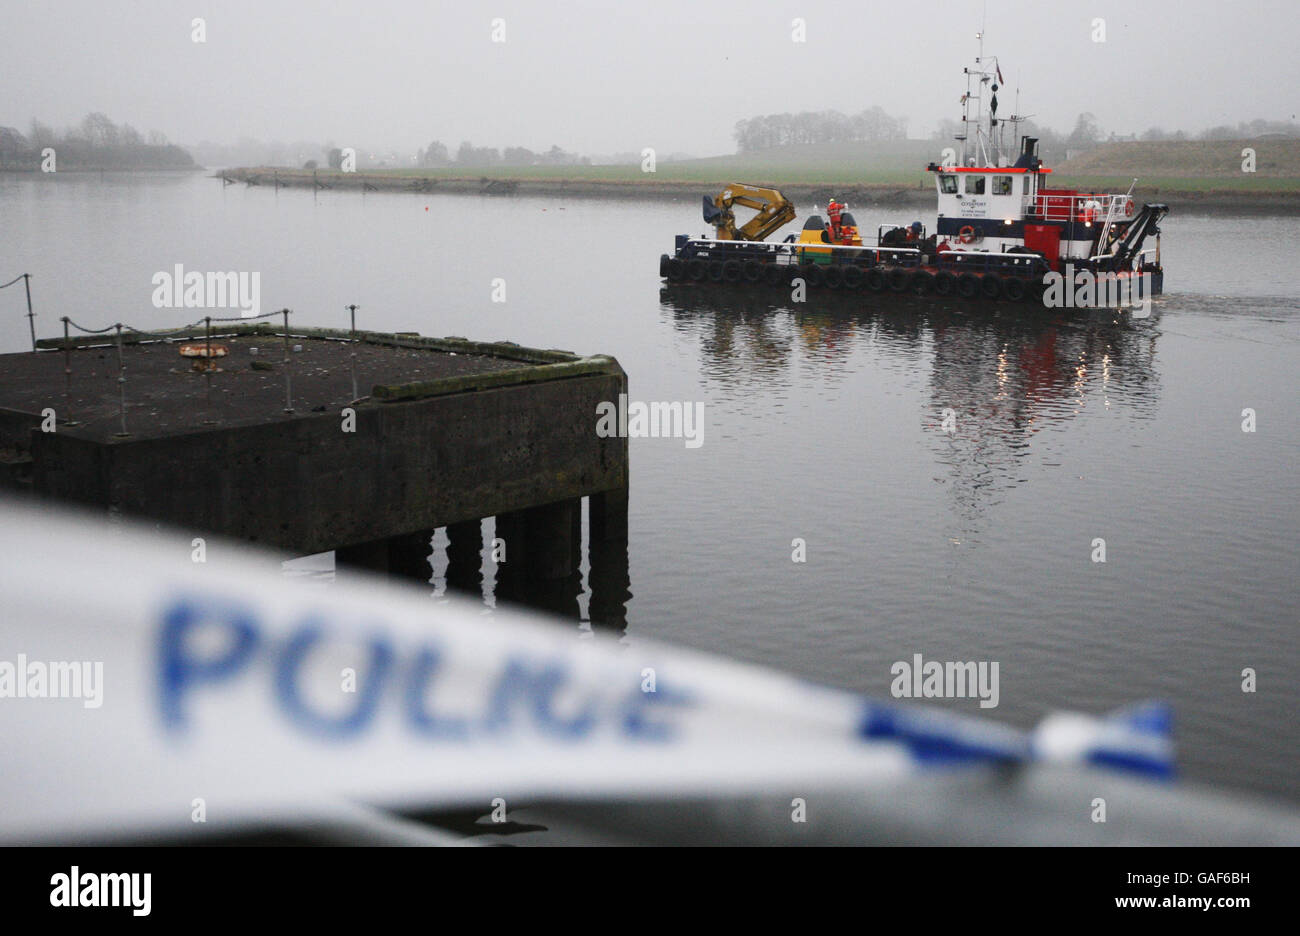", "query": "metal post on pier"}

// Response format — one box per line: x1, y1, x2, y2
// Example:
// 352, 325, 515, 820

1, 273, 35, 351
23, 274, 35, 352
114, 323, 129, 437
60, 316, 78, 427
281, 308, 294, 414
347, 304, 359, 401
203, 316, 214, 424
204, 314, 211, 413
